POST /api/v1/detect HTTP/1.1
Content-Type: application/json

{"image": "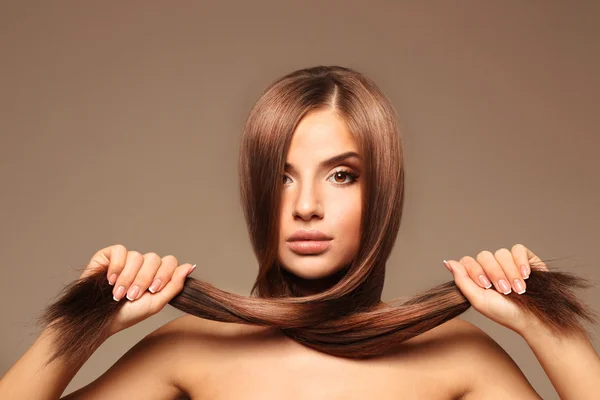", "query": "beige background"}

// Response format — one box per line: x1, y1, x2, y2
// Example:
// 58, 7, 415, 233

1, 1, 599, 398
